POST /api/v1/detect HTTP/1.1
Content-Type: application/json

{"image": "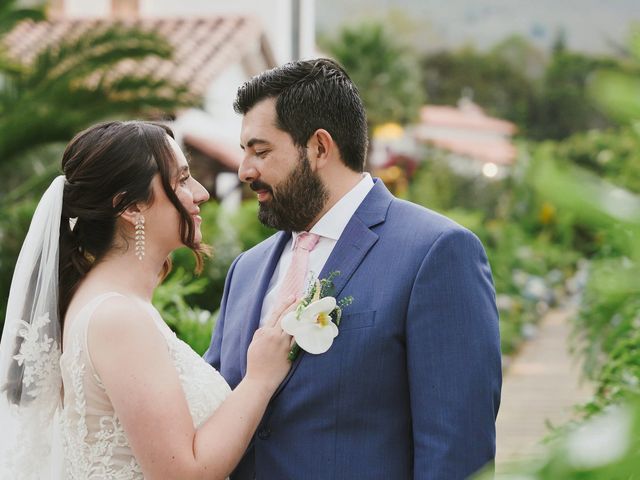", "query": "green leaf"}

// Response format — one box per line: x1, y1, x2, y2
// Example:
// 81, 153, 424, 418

590, 70, 640, 123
